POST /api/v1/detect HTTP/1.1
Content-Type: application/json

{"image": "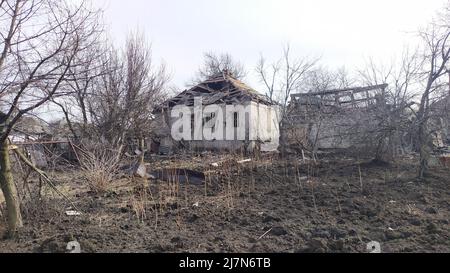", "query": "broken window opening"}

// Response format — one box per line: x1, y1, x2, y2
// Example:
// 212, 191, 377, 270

203, 112, 216, 133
